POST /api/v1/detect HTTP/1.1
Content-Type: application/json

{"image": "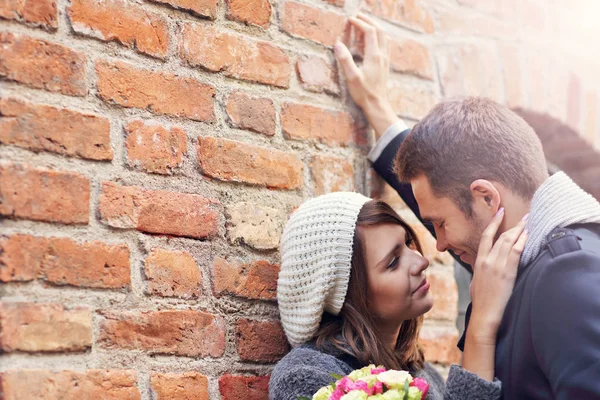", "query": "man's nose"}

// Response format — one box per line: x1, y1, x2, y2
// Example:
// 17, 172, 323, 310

435, 229, 449, 253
